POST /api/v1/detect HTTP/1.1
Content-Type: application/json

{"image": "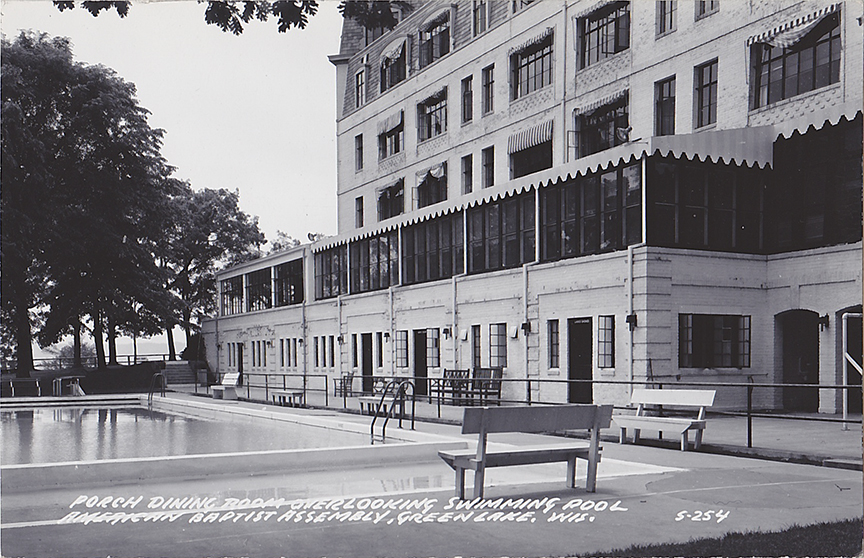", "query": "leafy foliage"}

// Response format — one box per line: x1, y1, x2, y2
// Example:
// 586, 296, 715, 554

338, 1, 411, 30
267, 230, 302, 254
